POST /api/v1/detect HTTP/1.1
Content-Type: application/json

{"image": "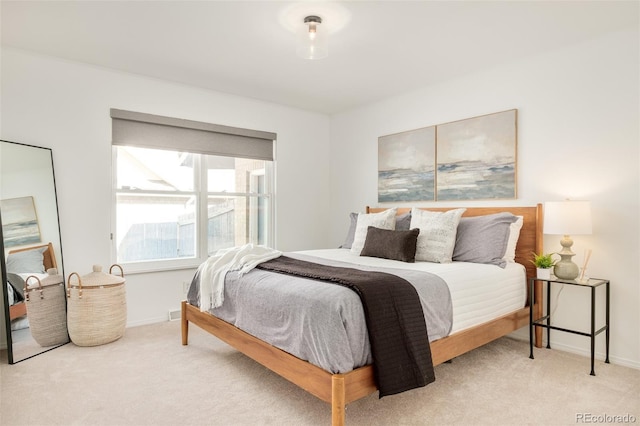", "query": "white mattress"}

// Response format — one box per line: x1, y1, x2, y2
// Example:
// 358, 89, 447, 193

296, 248, 527, 335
